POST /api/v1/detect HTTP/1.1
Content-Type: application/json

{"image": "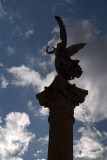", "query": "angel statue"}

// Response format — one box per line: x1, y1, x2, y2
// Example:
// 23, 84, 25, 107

46, 16, 86, 80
